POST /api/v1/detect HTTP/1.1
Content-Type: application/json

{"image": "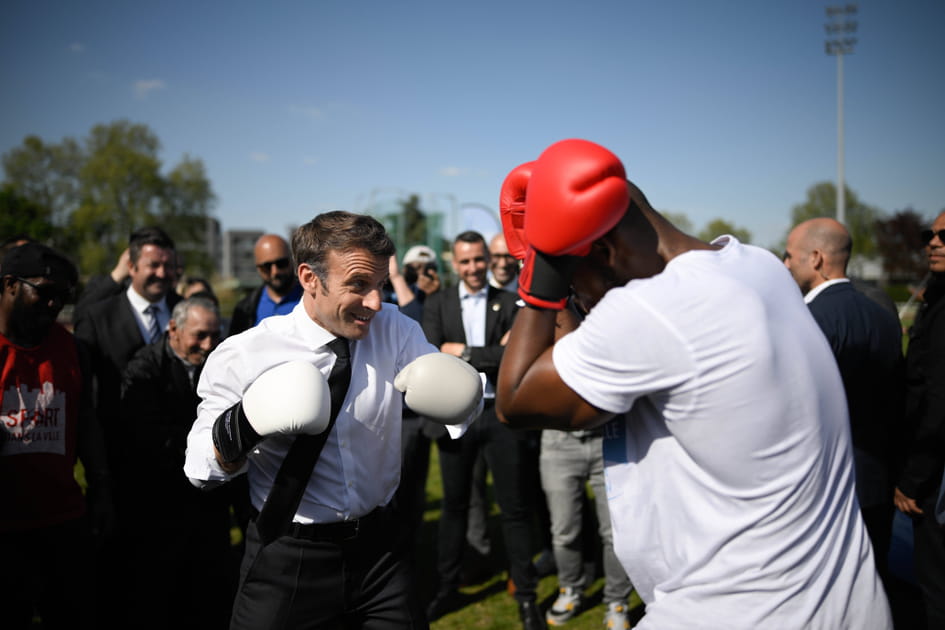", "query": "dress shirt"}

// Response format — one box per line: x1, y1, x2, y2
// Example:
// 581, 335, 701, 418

126, 285, 169, 344
458, 284, 494, 398
803, 277, 850, 304
185, 301, 466, 524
